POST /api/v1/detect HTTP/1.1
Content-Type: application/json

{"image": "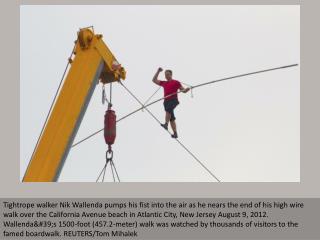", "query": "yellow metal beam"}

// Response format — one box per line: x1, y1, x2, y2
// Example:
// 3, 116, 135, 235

23, 28, 125, 182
